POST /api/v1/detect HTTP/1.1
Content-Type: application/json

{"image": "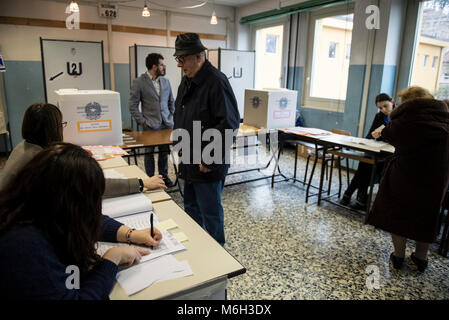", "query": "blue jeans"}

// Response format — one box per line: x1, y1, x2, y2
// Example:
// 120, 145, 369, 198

183, 179, 226, 246
144, 145, 169, 177
143, 125, 170, 177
